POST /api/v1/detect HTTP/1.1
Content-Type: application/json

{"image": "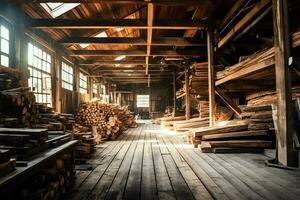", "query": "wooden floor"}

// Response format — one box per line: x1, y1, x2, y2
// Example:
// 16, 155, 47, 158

68, 121, 300, 200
